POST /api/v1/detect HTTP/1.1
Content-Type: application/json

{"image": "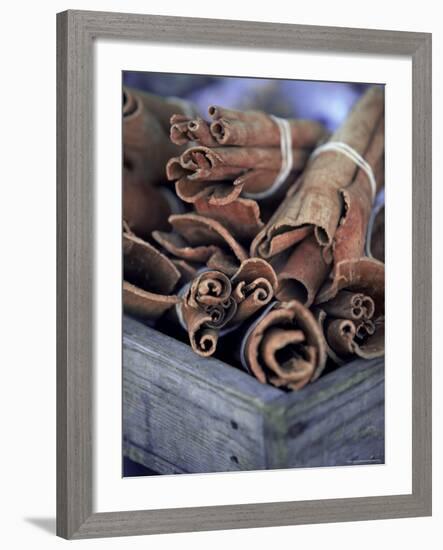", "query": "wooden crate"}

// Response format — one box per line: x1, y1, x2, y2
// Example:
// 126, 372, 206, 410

123, 315, 384, 474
